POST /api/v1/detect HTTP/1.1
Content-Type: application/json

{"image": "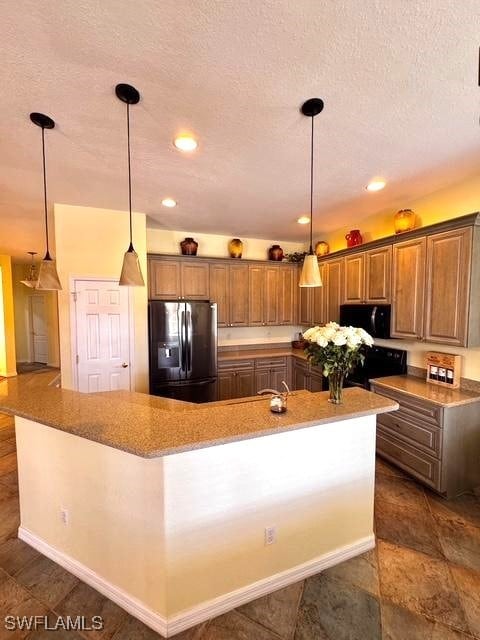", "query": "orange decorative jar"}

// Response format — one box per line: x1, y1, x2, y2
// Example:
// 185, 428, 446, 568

394, 209, 415, 234
315, 241, 330, 257
345, 230, 362, 248
228, 238, 243, 258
